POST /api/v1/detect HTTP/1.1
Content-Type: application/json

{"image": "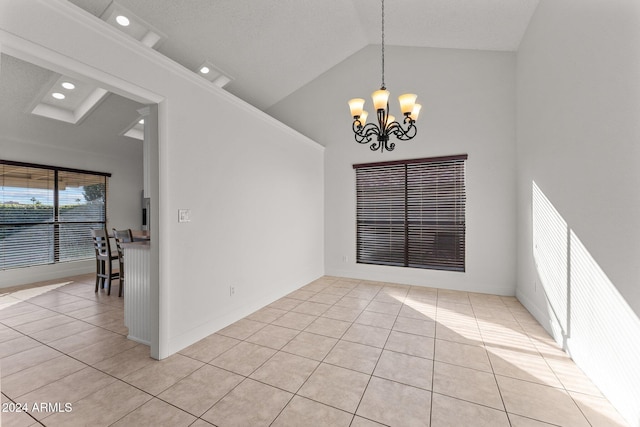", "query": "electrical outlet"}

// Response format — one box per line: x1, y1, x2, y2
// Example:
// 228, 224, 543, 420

342, 255, 348, 263
230, 285, 235, 296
